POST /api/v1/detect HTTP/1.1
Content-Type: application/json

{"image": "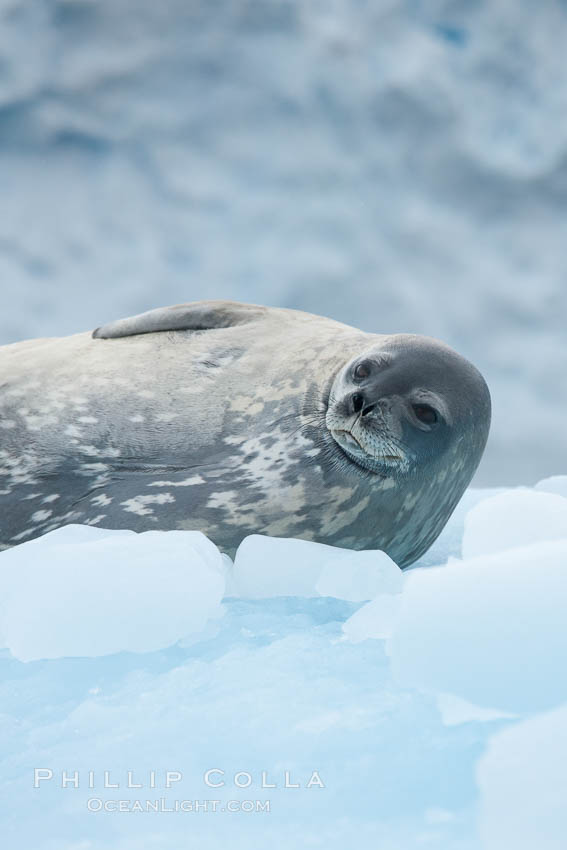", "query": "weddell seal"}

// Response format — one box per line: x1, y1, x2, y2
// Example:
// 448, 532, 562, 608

0, 301, 491, 566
